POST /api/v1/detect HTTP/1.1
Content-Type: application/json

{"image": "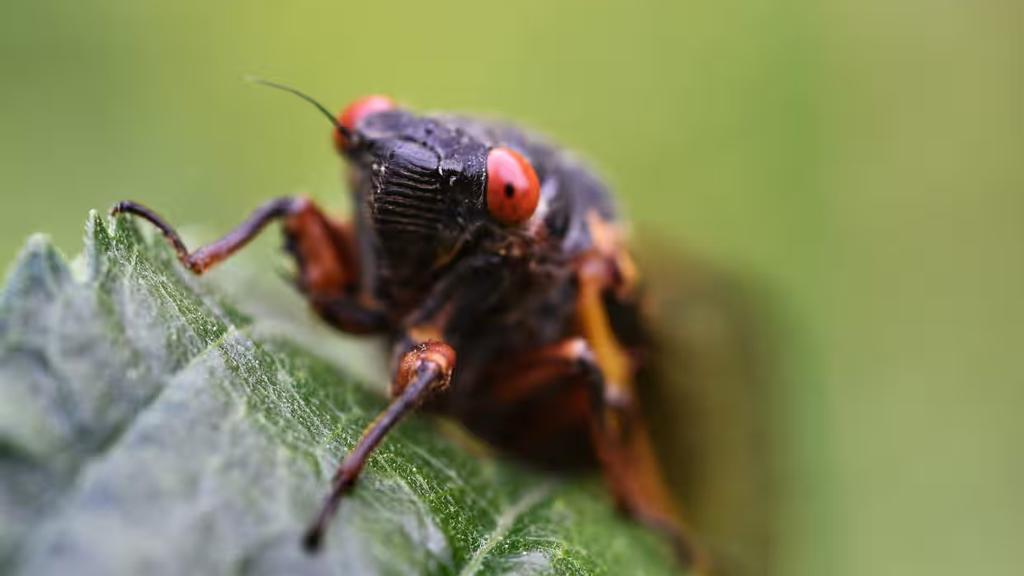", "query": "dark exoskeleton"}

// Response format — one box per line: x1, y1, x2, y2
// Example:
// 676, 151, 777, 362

112, 87, 708, 572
